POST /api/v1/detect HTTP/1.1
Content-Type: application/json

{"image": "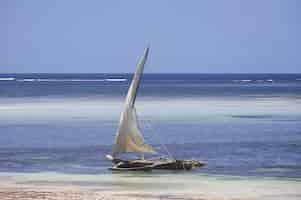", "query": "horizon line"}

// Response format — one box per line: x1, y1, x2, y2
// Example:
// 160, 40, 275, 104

0, 72, 300, 74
